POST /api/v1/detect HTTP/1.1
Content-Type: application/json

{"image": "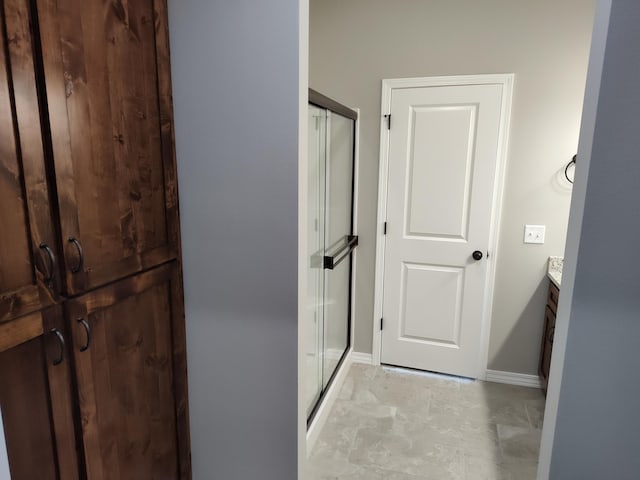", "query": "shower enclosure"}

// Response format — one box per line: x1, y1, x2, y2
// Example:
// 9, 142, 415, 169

306, 90, 357, 422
